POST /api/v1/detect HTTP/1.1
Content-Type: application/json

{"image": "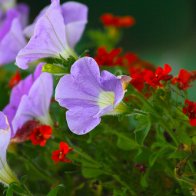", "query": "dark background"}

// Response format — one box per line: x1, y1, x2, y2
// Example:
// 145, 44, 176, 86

19, 0, 196, 98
